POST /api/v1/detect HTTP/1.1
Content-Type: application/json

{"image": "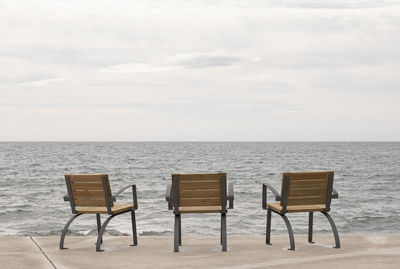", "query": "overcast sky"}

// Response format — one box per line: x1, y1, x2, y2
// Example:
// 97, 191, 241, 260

1, 0, 399, 141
